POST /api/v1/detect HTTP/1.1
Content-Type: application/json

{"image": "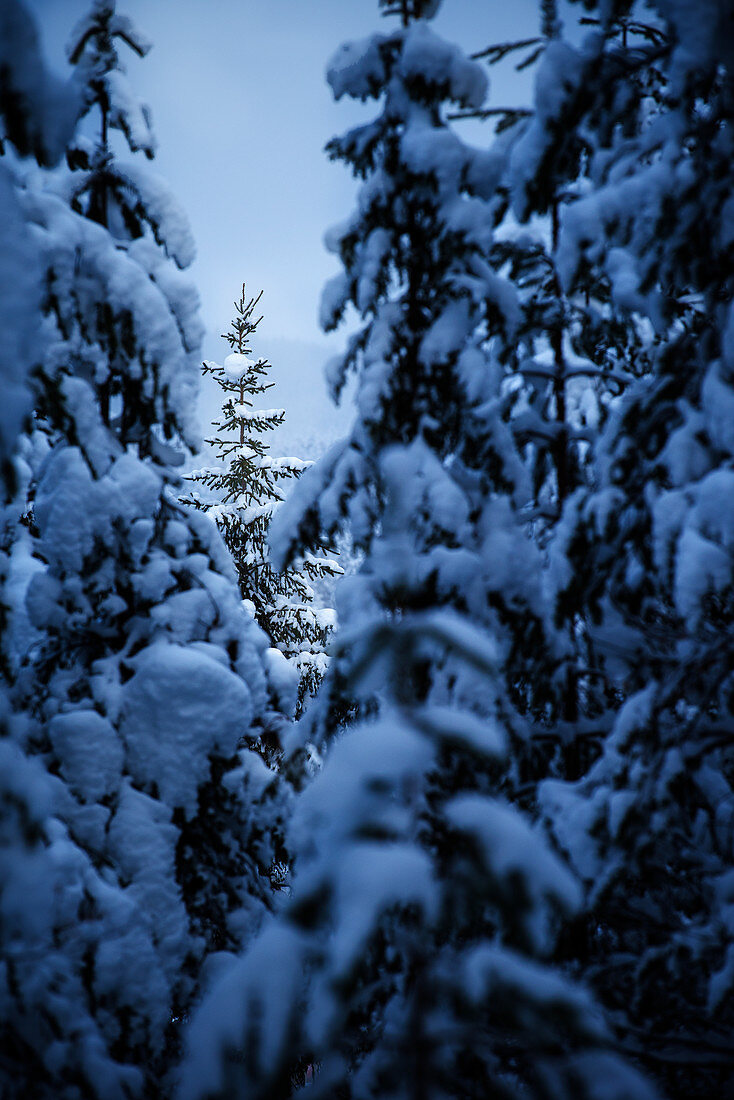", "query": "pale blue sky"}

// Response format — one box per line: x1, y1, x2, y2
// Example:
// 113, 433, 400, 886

31, 0, 543, 447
